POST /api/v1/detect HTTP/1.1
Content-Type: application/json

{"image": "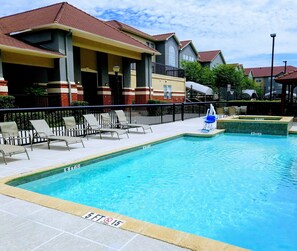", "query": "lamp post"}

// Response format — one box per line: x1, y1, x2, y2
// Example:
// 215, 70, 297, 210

270, 33, 276, 101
